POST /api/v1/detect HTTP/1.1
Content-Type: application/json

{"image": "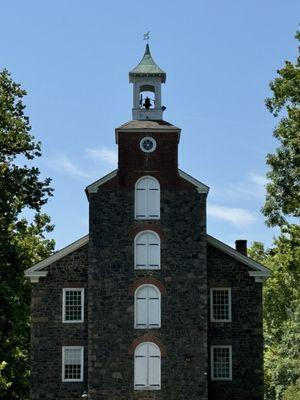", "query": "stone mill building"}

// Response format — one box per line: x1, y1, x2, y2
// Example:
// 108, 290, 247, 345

25, 44, 271, 400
